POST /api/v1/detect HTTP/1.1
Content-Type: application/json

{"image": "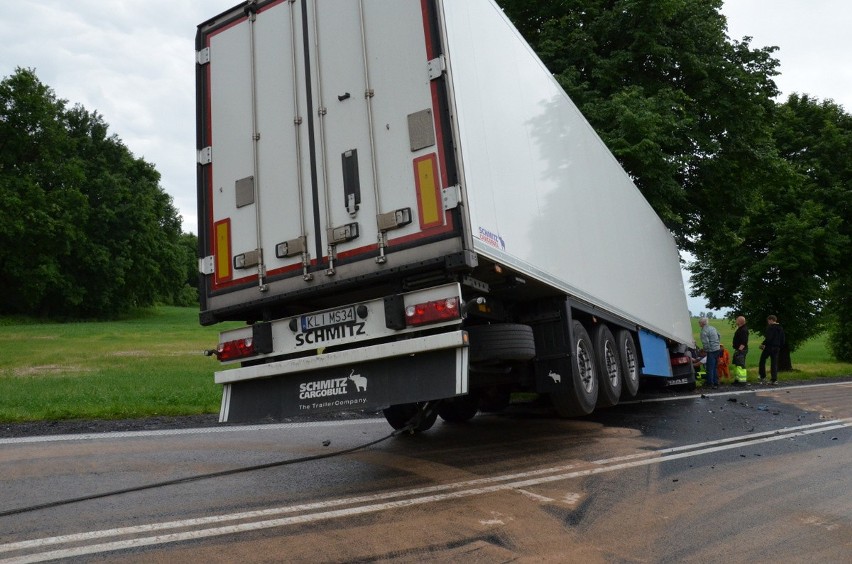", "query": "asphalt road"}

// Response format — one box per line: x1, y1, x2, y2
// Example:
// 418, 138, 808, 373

1, 381, 850, 562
